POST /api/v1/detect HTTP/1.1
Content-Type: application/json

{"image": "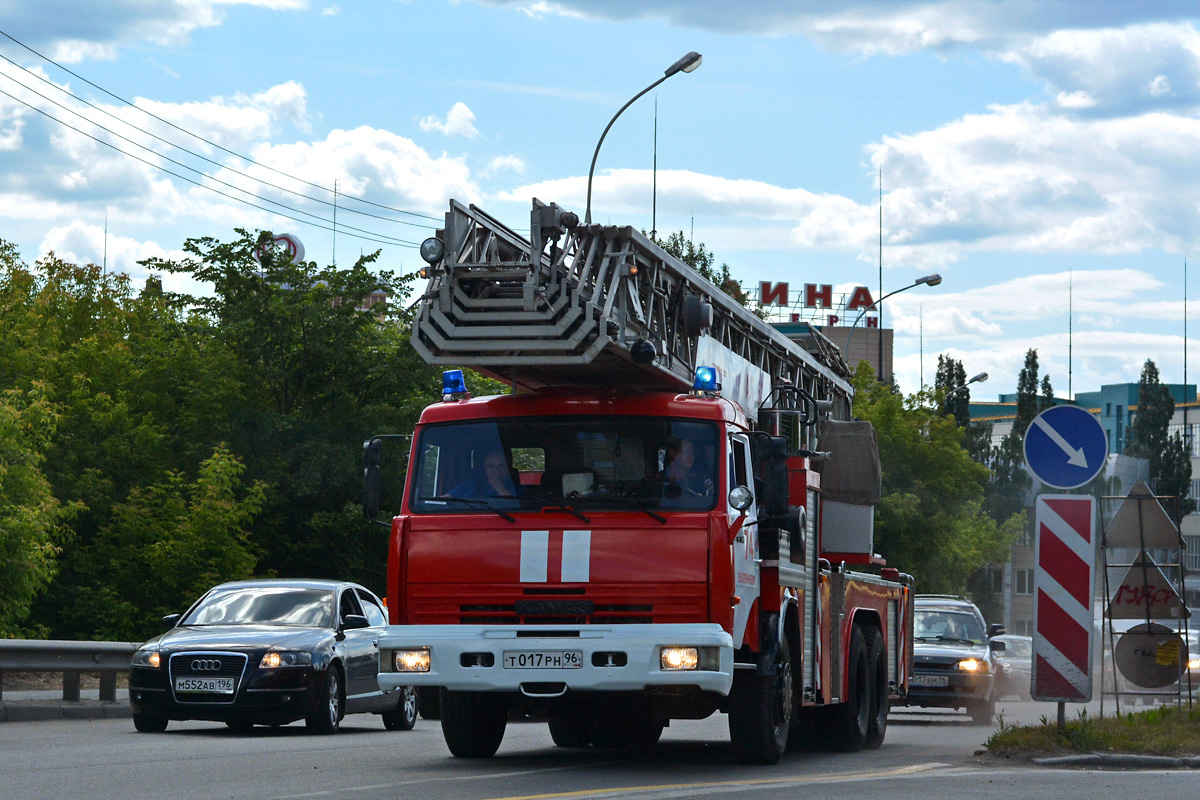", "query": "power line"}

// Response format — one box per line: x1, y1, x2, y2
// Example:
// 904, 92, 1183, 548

0, 70, 418, 246
0, 85, 414, 248
0, 26, 442, 223
0, 51, 436, 232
